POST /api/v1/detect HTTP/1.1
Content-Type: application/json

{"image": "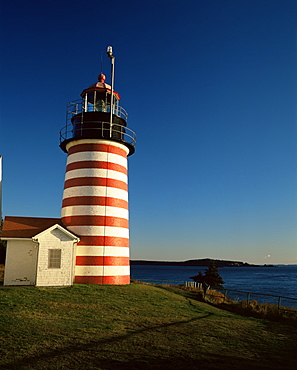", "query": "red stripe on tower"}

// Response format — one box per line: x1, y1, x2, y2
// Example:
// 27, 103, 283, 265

66, 161, 127, 174
62, 215, 129, 228
67, 142, 128, 157
77, 236, 129, 247
74, 275, 130, 285
62, 196, 128, 209
64, 177, 128, 191
76, 256, 130, 266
